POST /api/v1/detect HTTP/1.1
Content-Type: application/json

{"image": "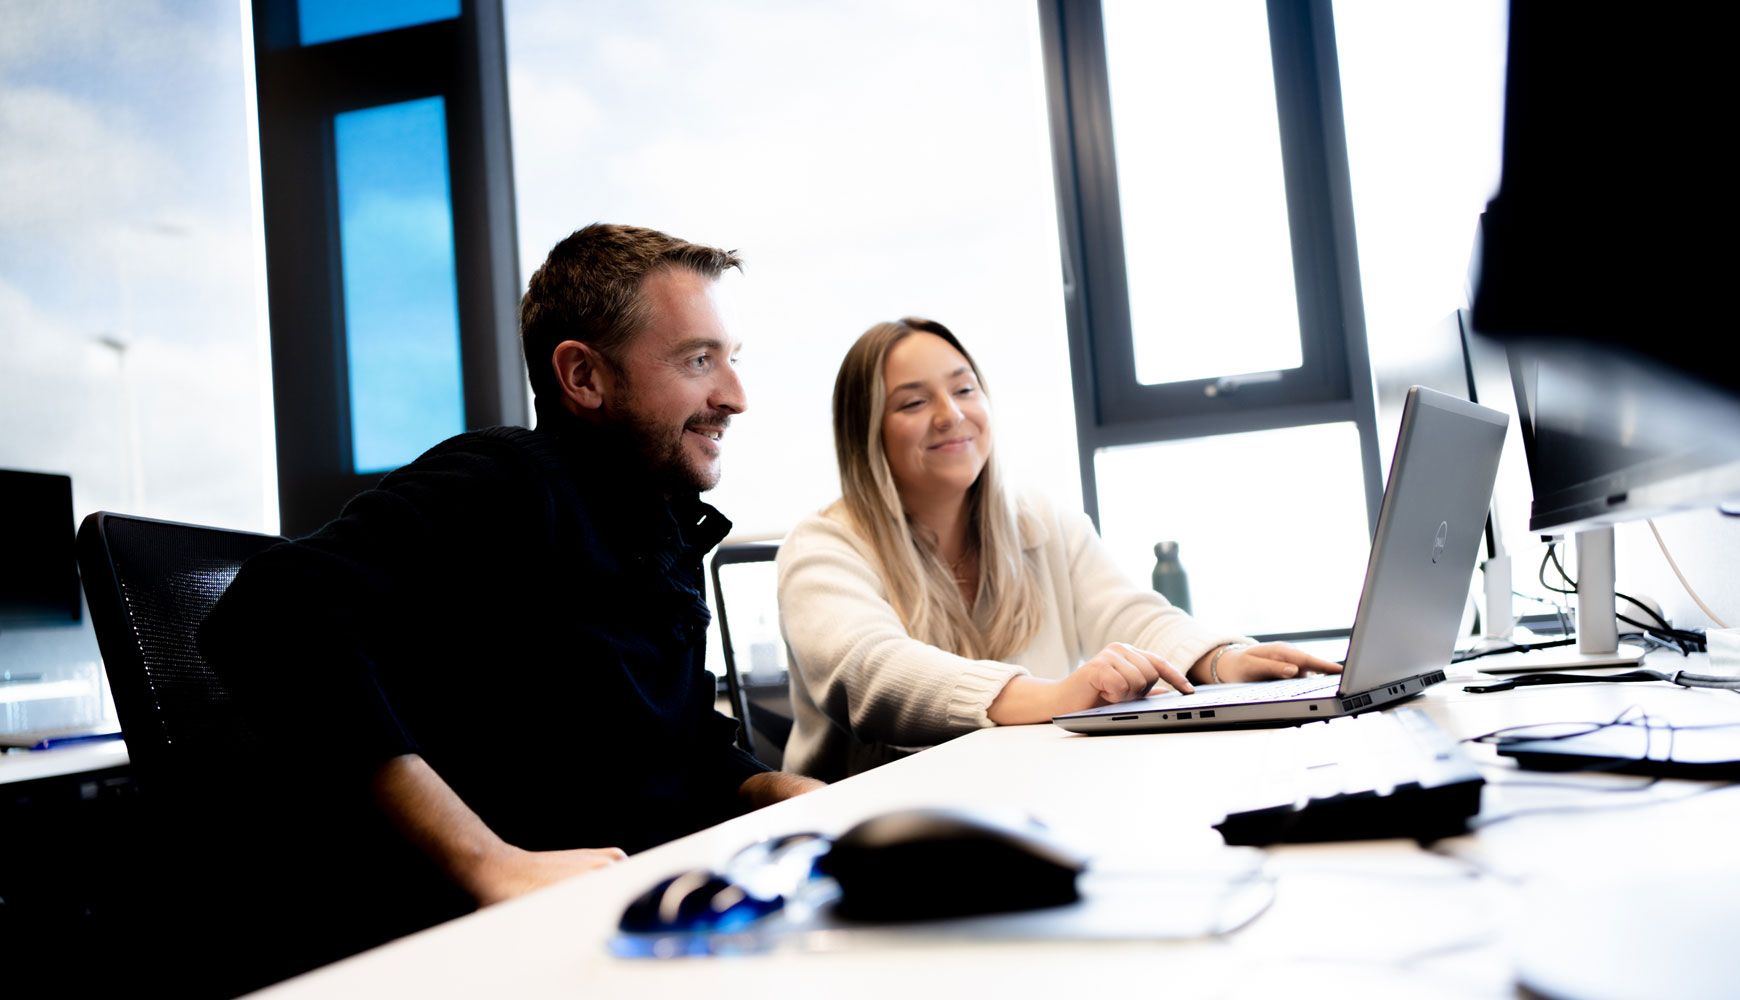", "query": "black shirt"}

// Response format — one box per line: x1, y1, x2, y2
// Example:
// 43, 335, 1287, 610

199, 404, 768, 856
